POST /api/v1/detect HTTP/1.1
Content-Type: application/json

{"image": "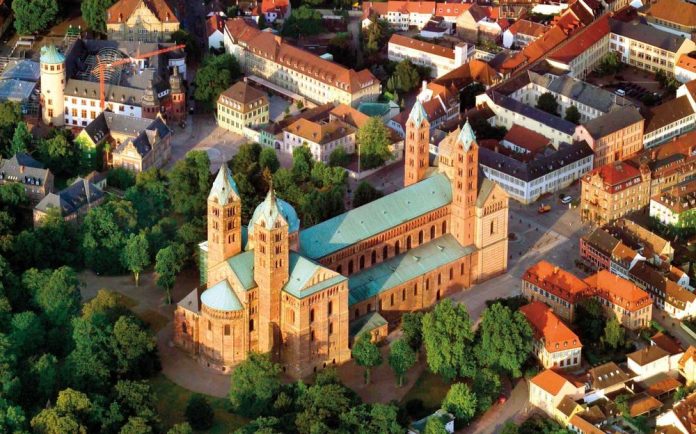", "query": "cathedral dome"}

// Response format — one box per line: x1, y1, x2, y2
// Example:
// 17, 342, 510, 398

201, 280, 242, 312
248, 189, 300, 235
